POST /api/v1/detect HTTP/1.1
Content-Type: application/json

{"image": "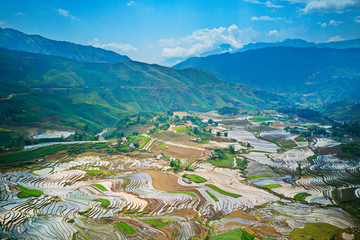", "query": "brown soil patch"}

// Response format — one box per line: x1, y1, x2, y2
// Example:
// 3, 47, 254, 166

314, 145, 342, 155
224, 210, 256, 221
173, 112, 192, 118
245, 225, 282, 239
144, 170, 194, 191
152, 142, 203, 160
221, 119, 250, 127
271, 123, 290, 129
167, 209, 197, 219
123, 124, 154, 135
